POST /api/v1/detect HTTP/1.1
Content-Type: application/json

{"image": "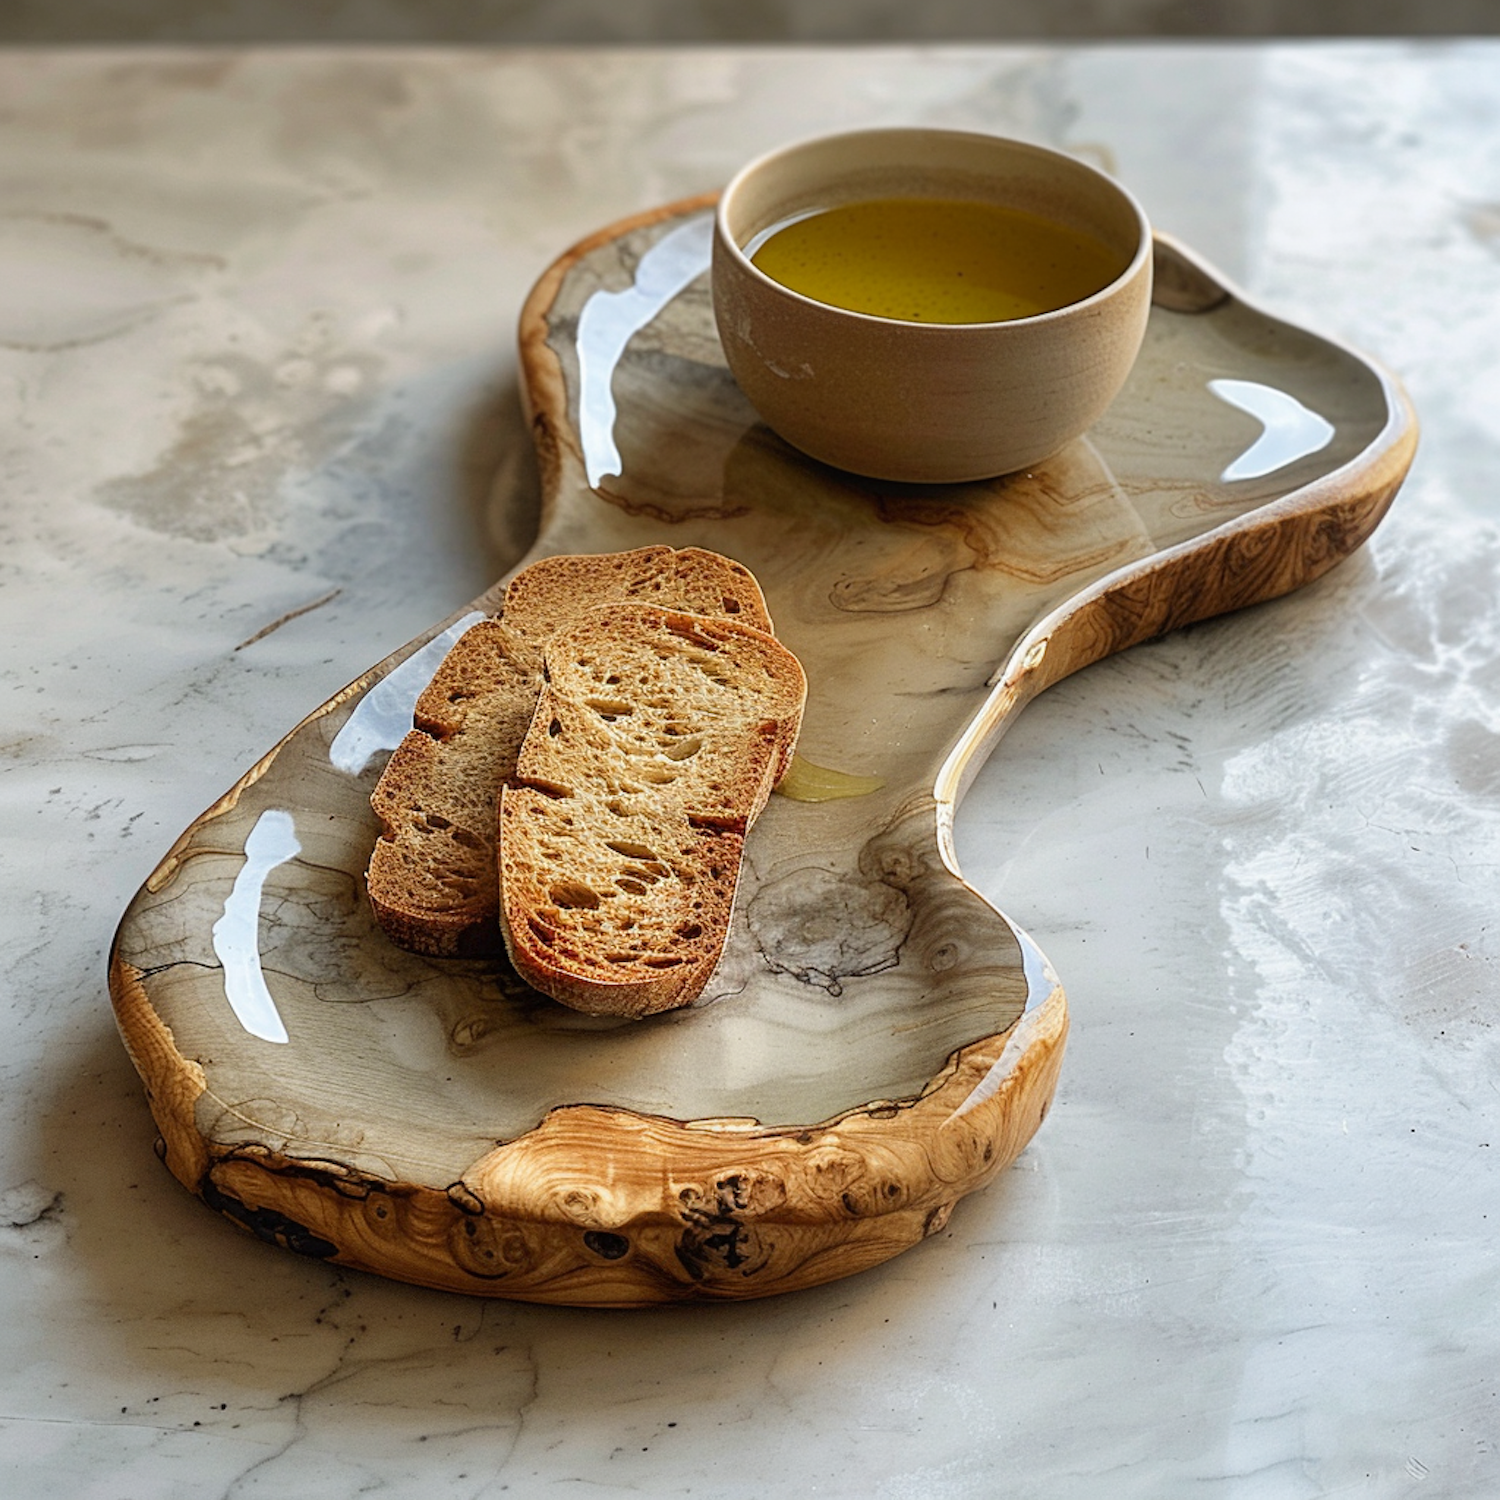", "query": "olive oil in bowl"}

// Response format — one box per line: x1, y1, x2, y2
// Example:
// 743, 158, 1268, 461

712, 127, 1154, 480
748, 197, 1127, 325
